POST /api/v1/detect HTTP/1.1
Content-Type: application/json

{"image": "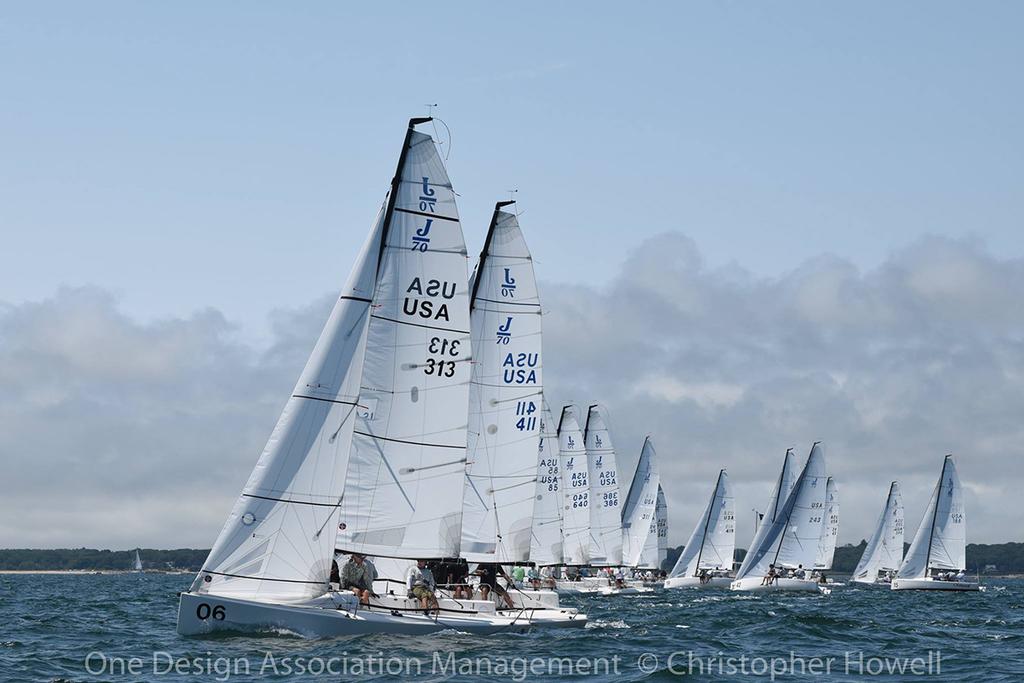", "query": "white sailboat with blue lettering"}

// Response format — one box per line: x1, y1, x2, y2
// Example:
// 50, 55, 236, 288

851, 481, 903, 585
891, 456, 979, 591
664, 470, 735, 589
177, 119, 584, 636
